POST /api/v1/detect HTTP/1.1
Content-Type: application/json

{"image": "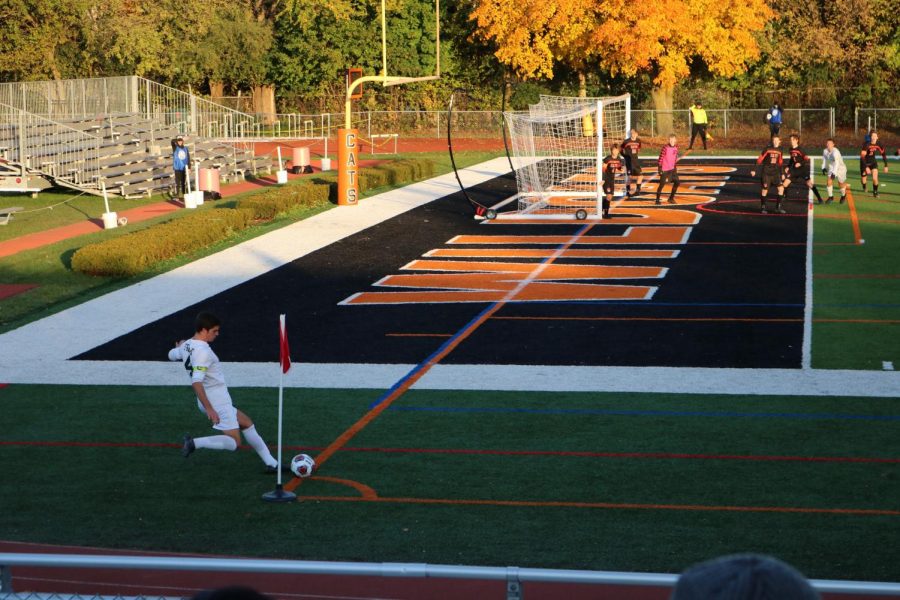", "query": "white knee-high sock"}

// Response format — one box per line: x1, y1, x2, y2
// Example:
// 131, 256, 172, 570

194, 435, 237, 451
242, 425, 277, 467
